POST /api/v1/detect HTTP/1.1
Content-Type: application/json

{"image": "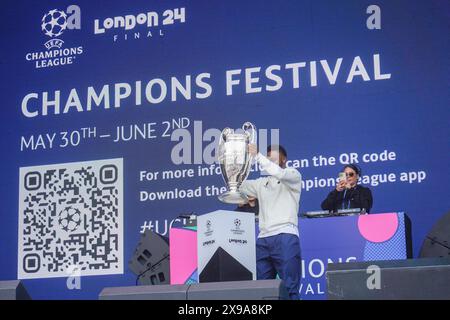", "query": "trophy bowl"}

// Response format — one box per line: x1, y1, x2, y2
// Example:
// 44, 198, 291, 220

217, 122, 256, 204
